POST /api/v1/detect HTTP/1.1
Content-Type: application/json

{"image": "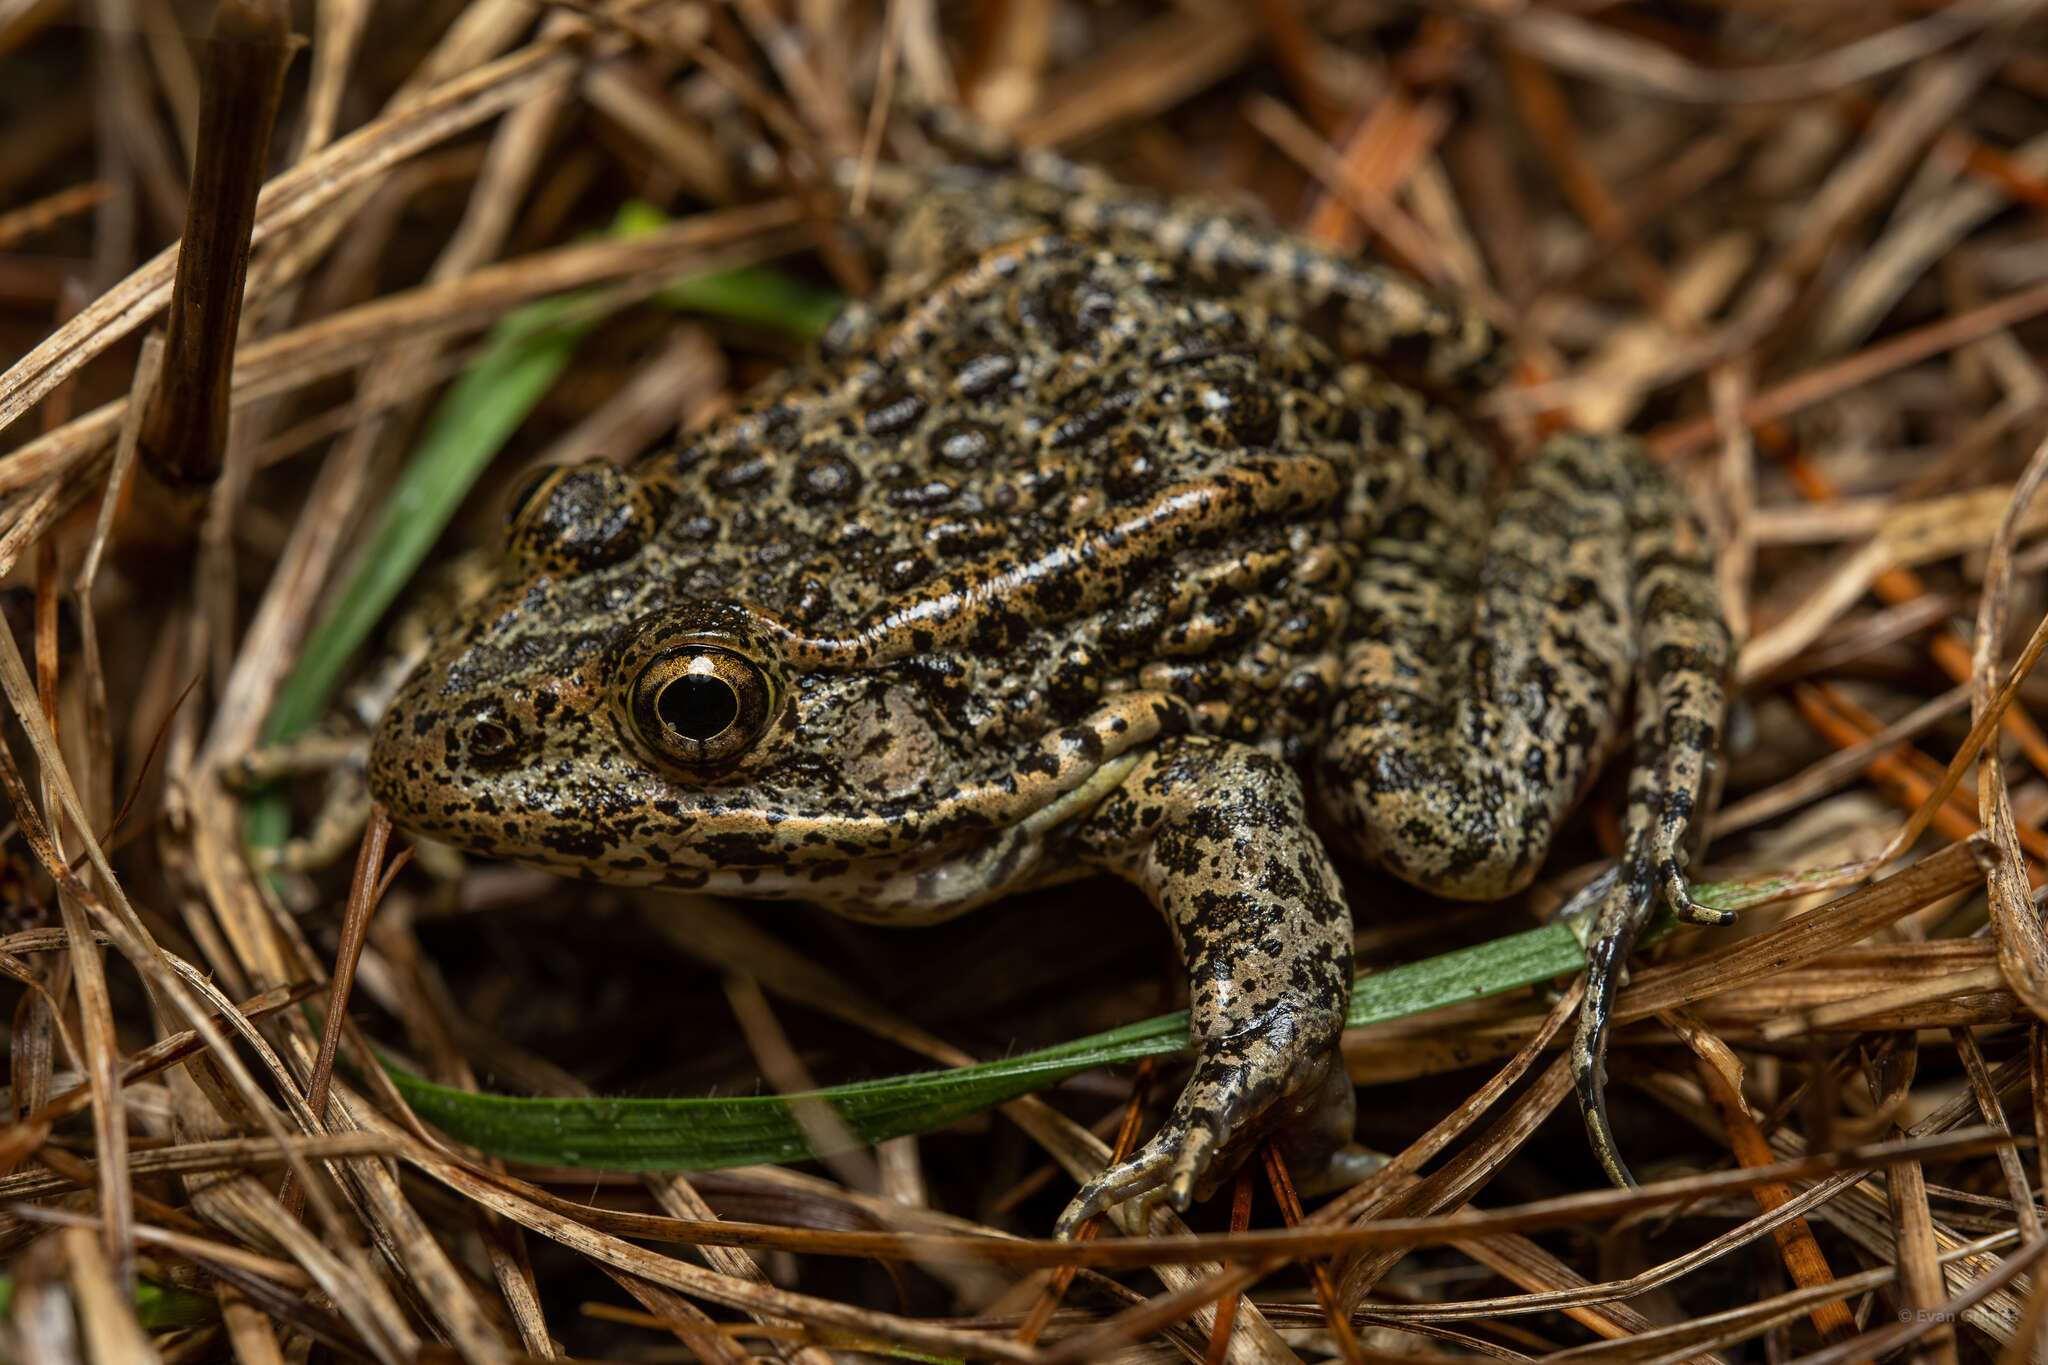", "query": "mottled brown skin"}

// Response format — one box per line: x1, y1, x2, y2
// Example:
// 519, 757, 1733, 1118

369, 160, 1731, 1230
